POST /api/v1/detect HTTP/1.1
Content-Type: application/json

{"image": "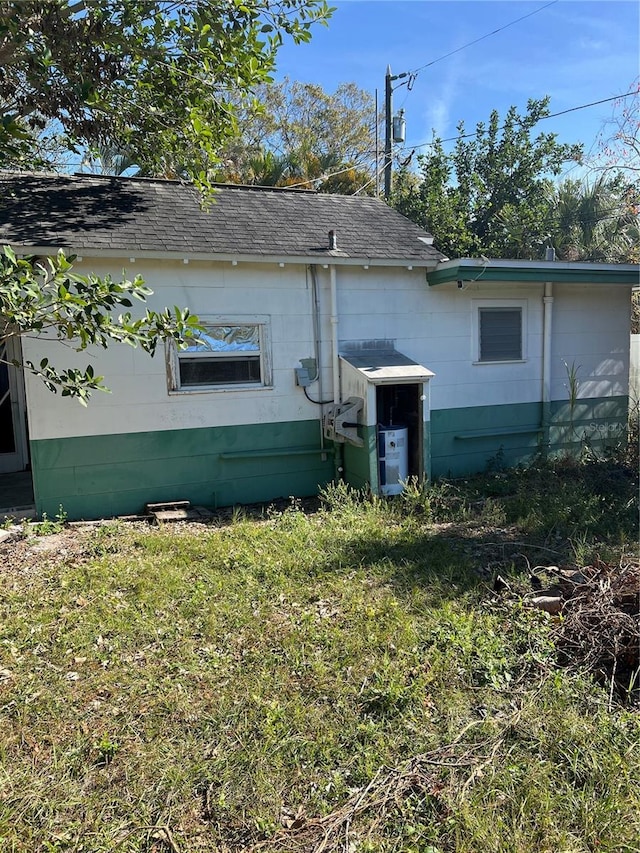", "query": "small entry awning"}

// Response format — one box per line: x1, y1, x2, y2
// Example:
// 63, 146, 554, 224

340, 349, 434, 385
